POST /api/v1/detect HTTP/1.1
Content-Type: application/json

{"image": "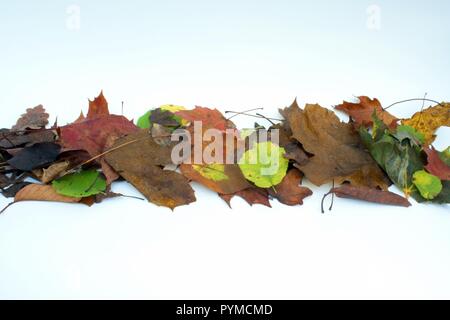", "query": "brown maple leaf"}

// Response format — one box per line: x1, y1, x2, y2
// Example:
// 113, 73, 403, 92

280, 100, 390, 189
335, 96, 398, 128
268, 169, 312, 206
